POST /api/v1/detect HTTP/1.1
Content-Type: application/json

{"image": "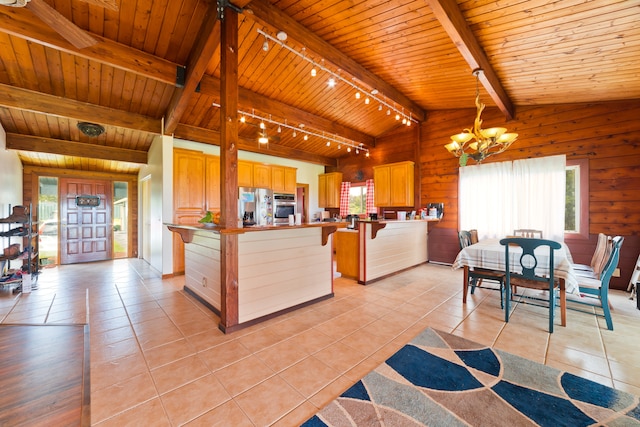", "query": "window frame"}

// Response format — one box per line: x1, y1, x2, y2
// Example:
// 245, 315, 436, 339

565, 158, 589, 241
348, 182, 367, 215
